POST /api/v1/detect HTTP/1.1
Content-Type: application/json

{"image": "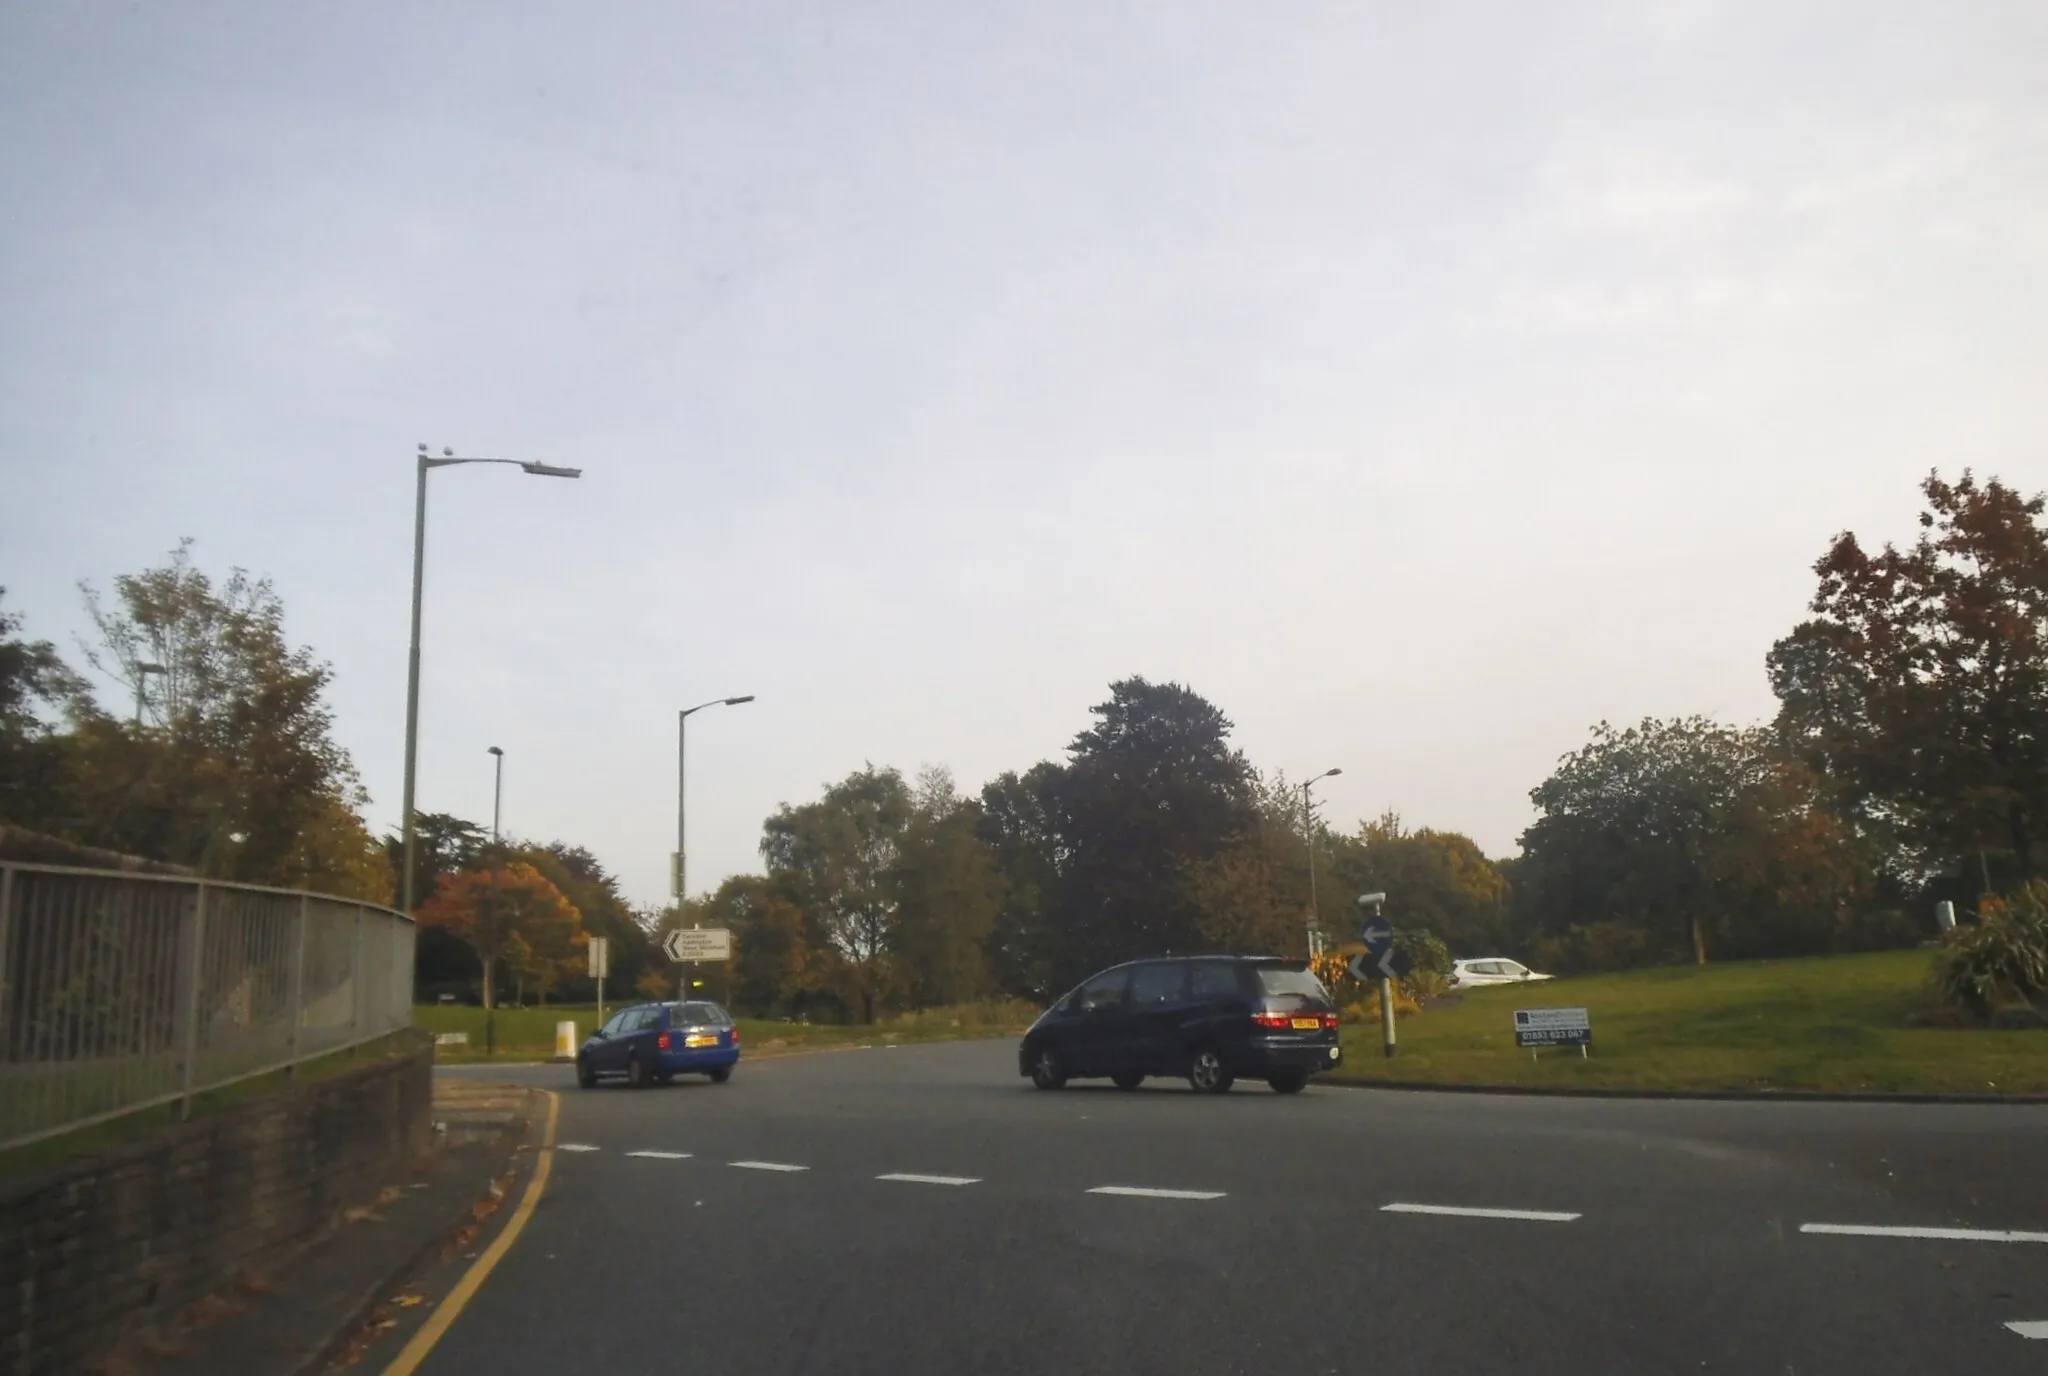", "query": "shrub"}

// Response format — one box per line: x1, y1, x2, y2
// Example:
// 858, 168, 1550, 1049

1313, 928, 1453, 1007
1343, 987, 1422, 1023
1831, 906, 1926, 954
1933, 885, 2048, 1019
